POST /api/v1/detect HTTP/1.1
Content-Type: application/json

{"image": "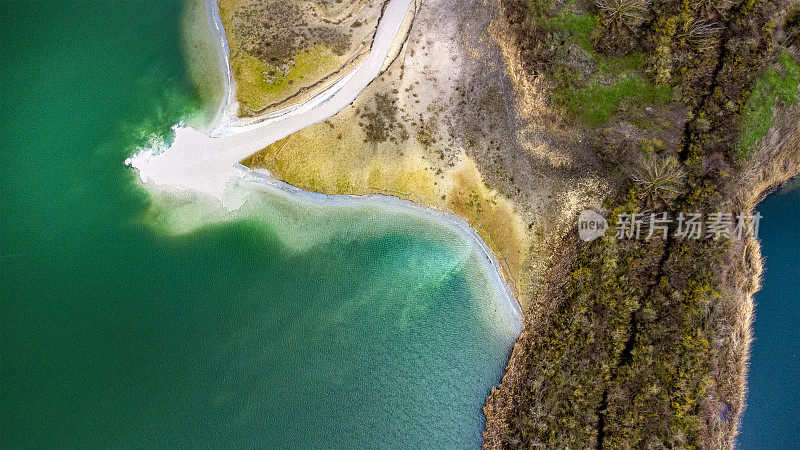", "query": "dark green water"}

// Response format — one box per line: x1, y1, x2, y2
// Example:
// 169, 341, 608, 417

738, 180, 800, 448
0, 1, 519, 447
